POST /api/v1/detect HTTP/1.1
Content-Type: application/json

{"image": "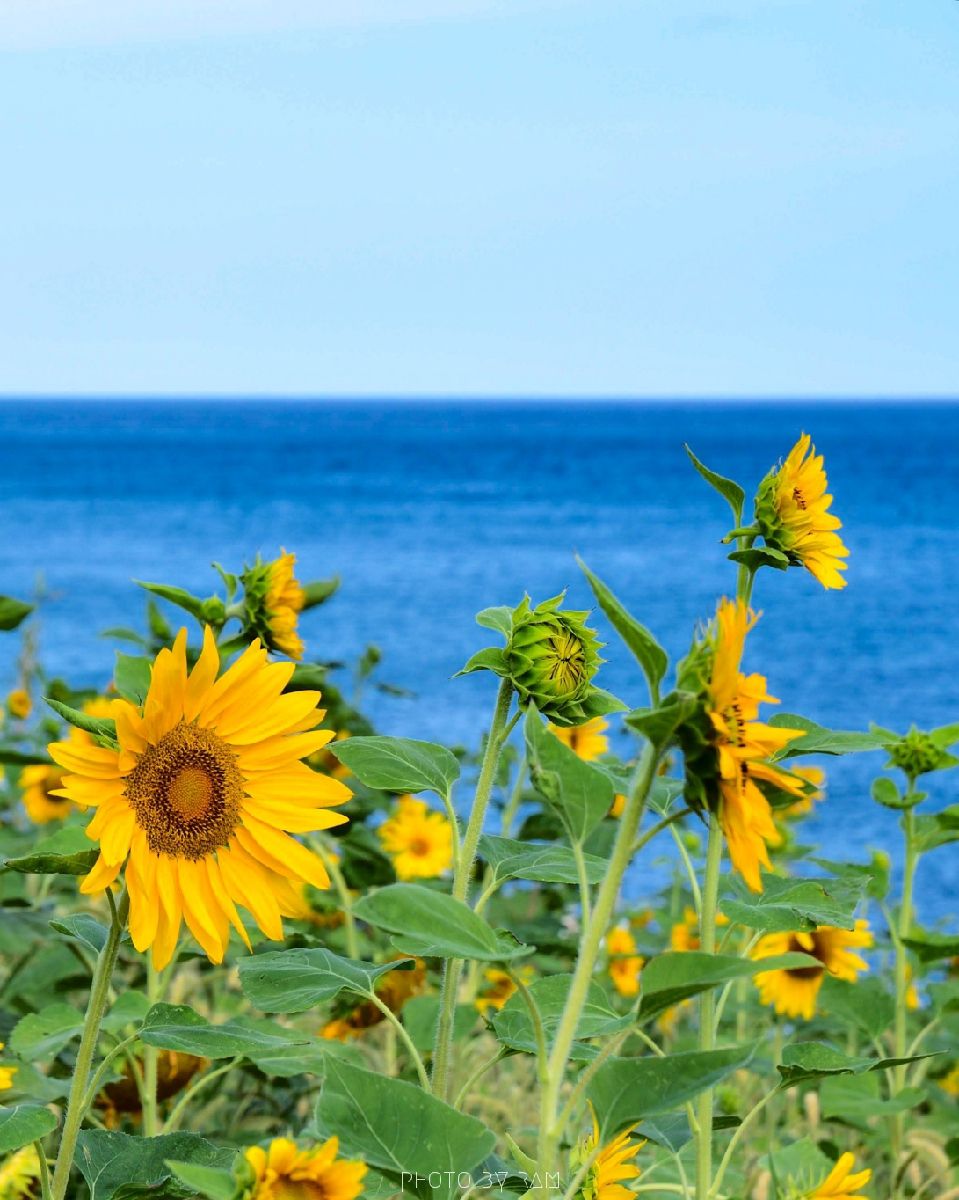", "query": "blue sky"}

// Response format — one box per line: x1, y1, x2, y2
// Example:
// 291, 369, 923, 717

1, 1, 956, 397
